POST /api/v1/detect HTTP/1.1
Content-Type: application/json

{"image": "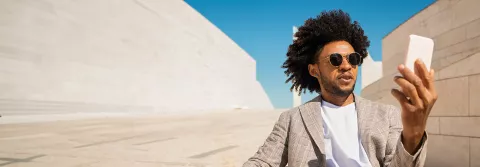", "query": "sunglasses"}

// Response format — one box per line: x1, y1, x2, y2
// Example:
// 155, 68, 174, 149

321, 52, 362, 67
